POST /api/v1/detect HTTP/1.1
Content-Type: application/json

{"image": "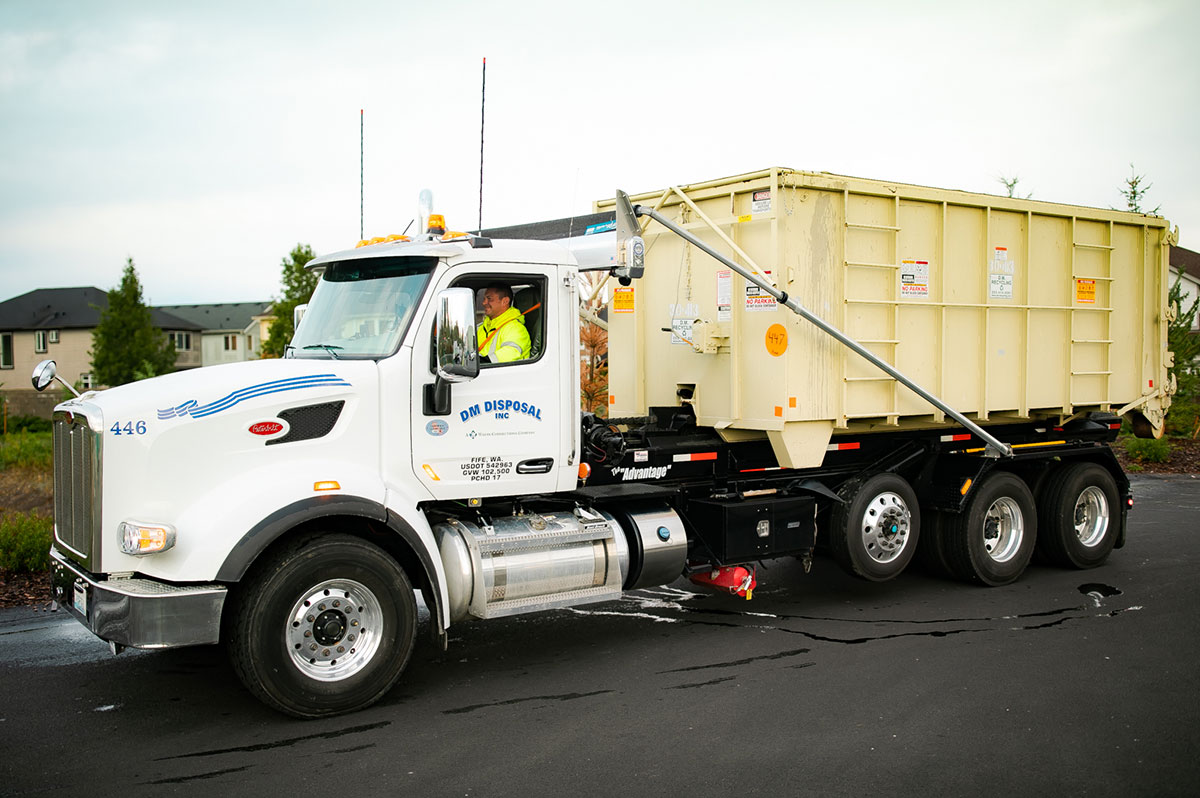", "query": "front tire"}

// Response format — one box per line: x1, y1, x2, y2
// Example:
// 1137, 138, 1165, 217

1036, 462, 1120, 569
830, 473, 921, 581
228, 533, 417, 718
945, 472, 1036, 586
